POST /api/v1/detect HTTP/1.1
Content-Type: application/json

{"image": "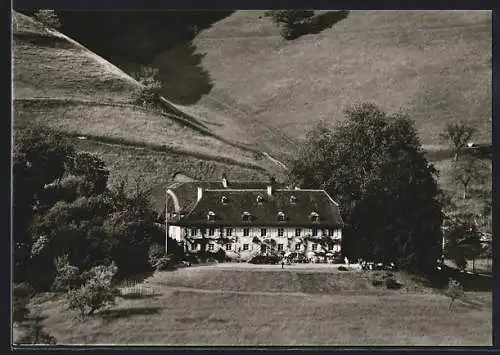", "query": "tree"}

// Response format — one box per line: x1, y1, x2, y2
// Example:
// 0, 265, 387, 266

264, 10, 314, 39
288, 103, 443, 272
51, 254, 83, 292
451, 155, 488, 199
66, 152, 109, 195
446, 278, 464, 310
133, 68, 163, 108
67, 263, 118, 318
13, 127, 74, 282
444, 213, 483, 272
440, 121, 476, 161
33, 9, 61, 29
